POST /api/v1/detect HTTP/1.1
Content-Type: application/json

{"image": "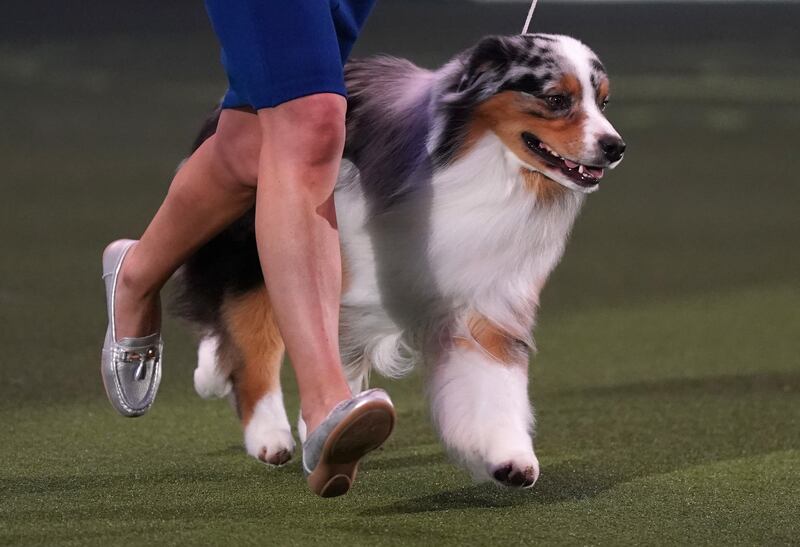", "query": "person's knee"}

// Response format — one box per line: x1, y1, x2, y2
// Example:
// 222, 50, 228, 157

213, 116, 261, 187
267, 94, 346, 168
